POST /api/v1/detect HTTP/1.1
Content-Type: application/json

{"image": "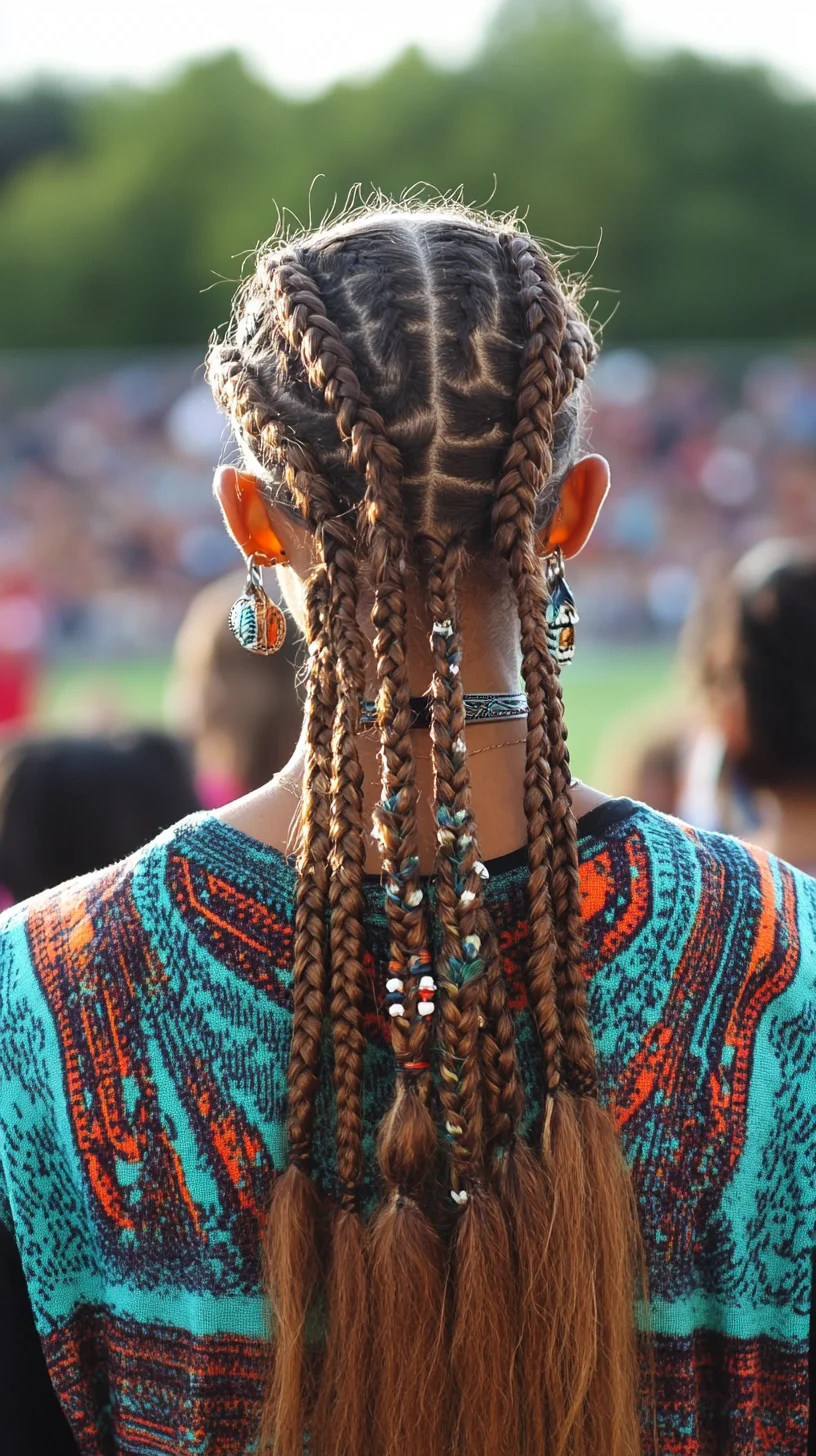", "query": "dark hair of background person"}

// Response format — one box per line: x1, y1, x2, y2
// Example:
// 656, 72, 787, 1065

684, 540, 816, 792
207, 207, 641, 1456
0, 731, 201, 903
167, 569, 302, 800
